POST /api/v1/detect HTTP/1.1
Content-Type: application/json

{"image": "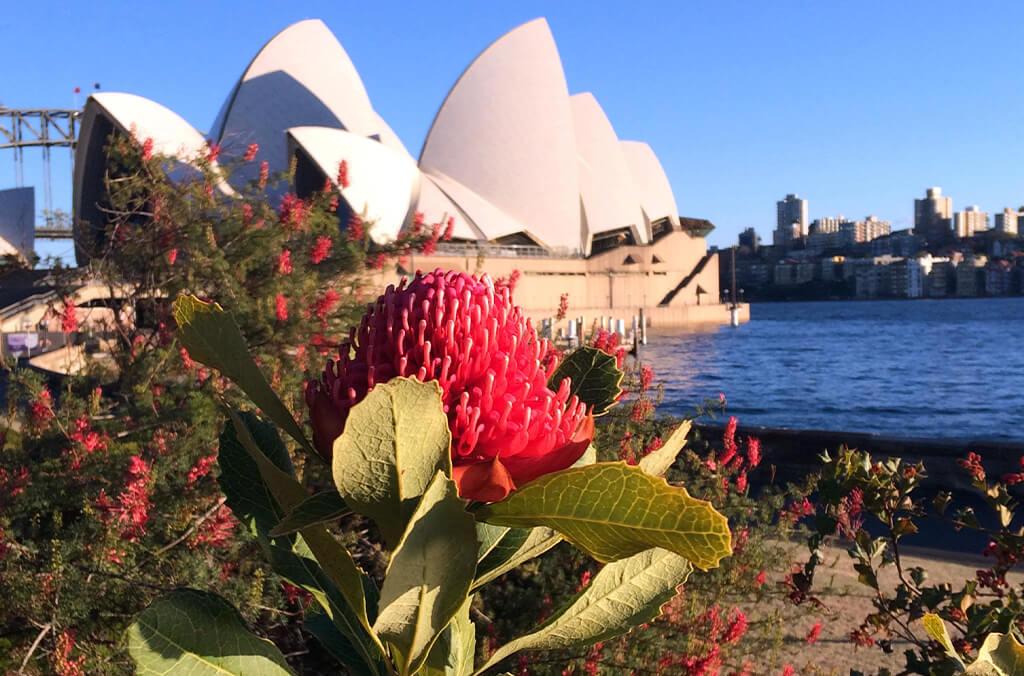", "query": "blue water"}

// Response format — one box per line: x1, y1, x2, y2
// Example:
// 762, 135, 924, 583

642, 298, 1024, 443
